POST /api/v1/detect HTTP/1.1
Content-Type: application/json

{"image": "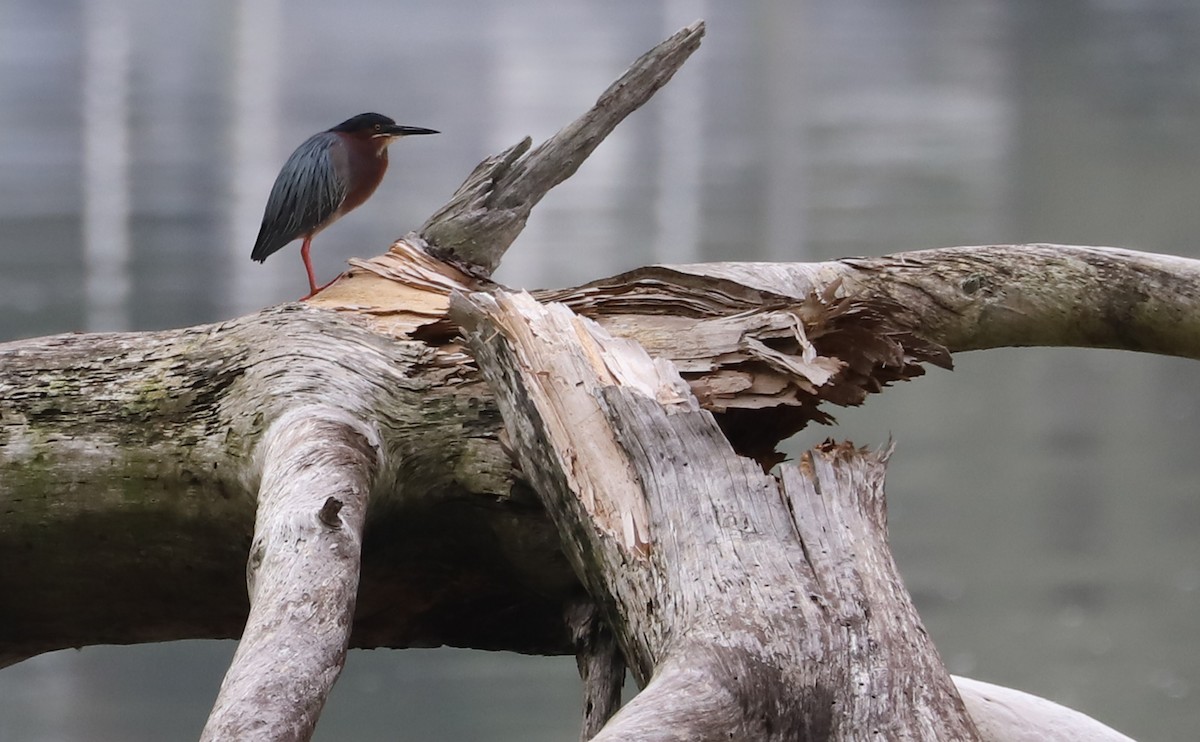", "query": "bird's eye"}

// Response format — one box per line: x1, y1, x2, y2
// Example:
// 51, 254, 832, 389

373, 123, 382, 132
